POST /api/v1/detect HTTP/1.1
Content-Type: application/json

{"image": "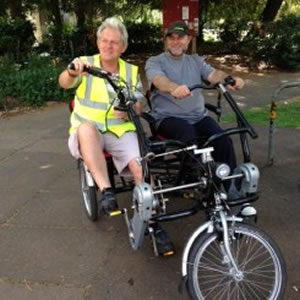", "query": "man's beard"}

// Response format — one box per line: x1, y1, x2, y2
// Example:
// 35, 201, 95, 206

167, 48, 186, 58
